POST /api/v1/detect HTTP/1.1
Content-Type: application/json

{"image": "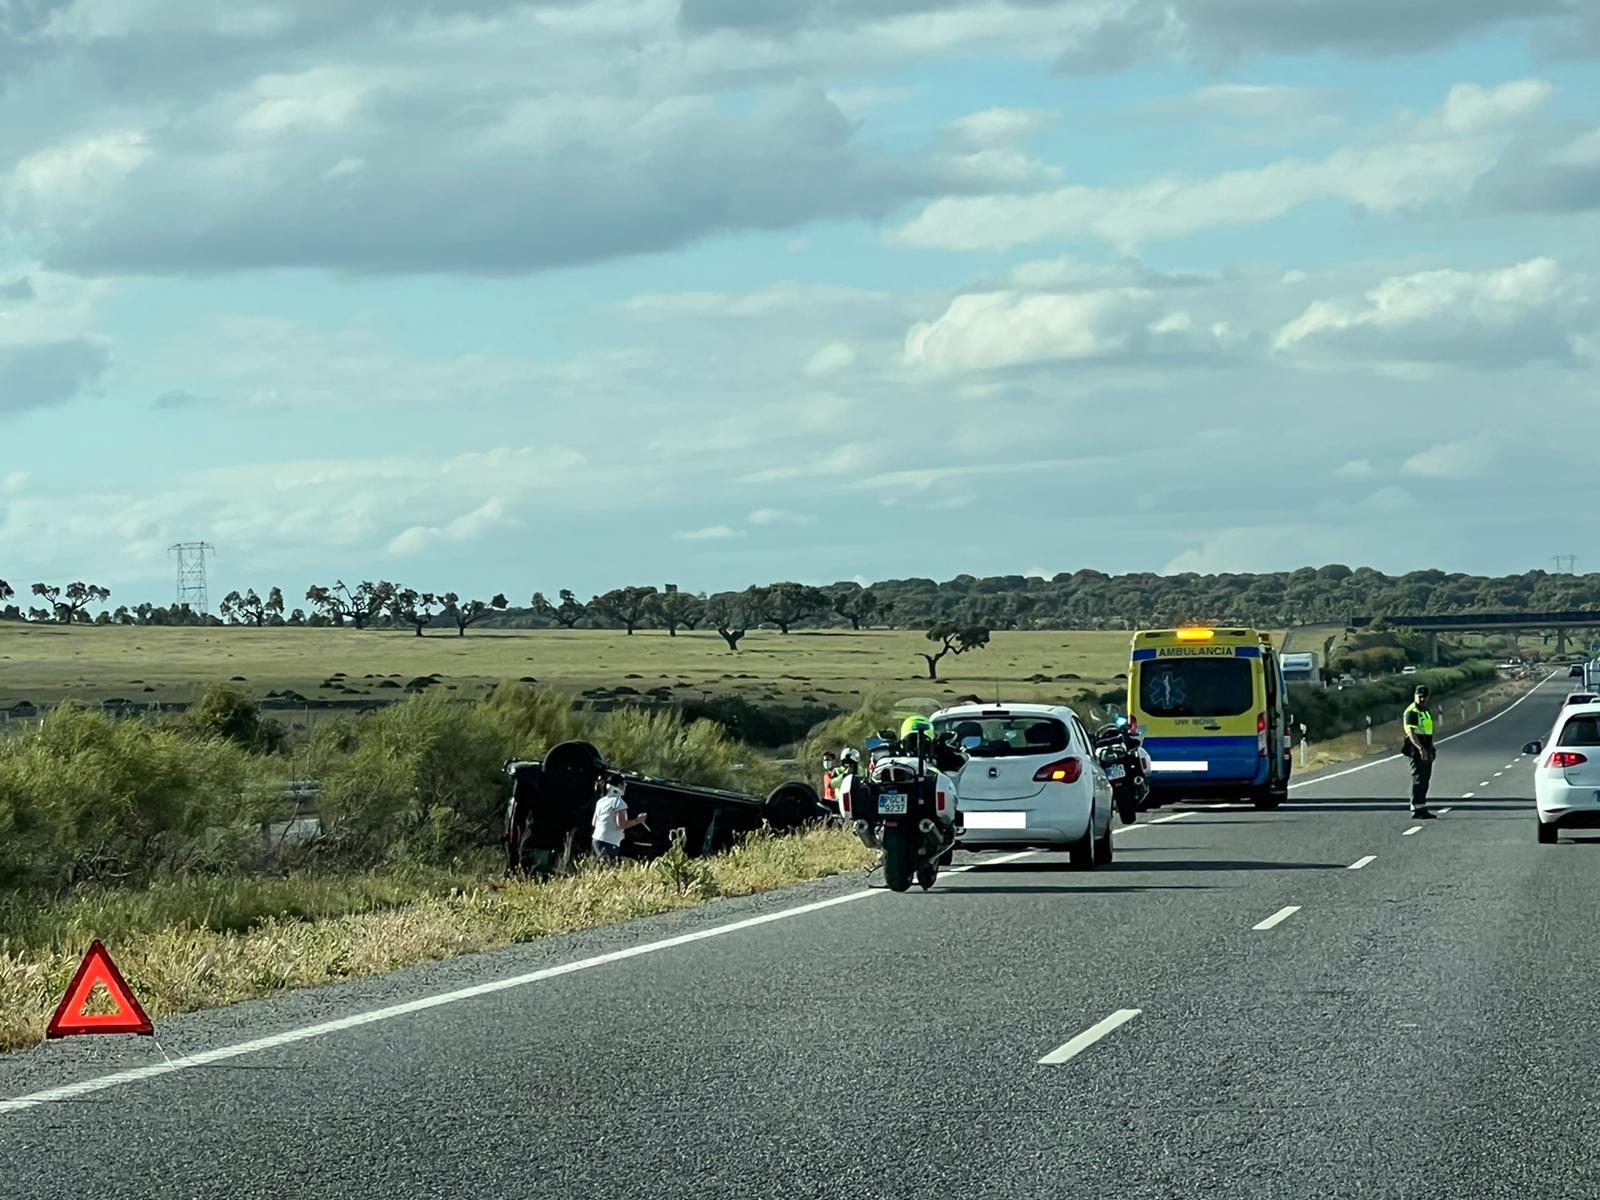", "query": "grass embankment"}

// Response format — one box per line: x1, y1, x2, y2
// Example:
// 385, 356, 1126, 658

0, 828, 875, 1052
1297, 670, 1538, 771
